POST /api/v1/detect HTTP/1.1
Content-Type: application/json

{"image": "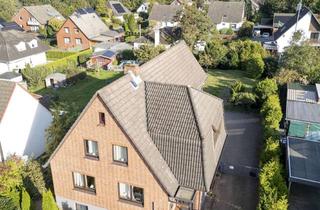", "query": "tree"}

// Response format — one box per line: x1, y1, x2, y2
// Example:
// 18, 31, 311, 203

42, 190, 59, 210
280, 44, 320, 83
261, 95, 282, 129
95, 0, 107, 16
0, 0, 20, 21
245, 54, 265, 79
121, 0, 144, 11
180, 5, 214, 47
238, 21, 254, 38
198, 39, 228, 69
45, 102, 80, 158
47, 18, 64, 37
124, 14, 139, 42
134, 44, 165, 63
